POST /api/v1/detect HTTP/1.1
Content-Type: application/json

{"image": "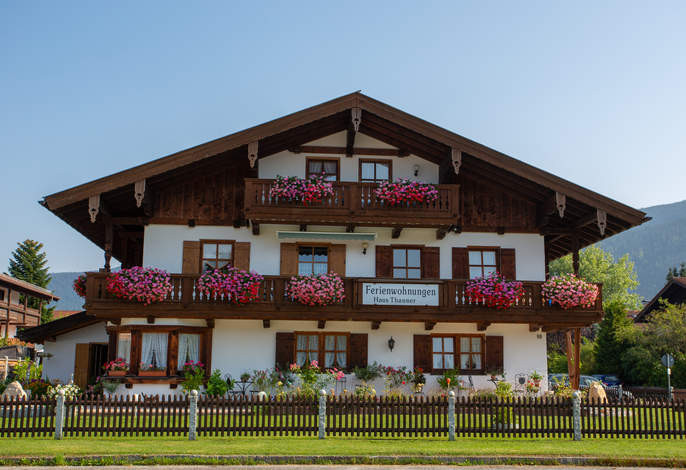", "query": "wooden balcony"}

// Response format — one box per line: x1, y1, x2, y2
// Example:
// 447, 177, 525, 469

84, 273, 603, 328
0, 300, 41, 328
243, 179, 460, 229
